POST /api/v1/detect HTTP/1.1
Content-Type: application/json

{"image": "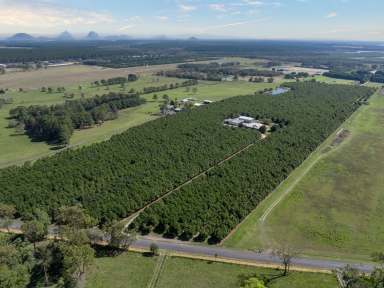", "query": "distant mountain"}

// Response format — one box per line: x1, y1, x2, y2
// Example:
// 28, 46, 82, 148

188, 36, 199, 41
57, 31, 74, 41
86, 31, 99, 40
7, 33, 35, 42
